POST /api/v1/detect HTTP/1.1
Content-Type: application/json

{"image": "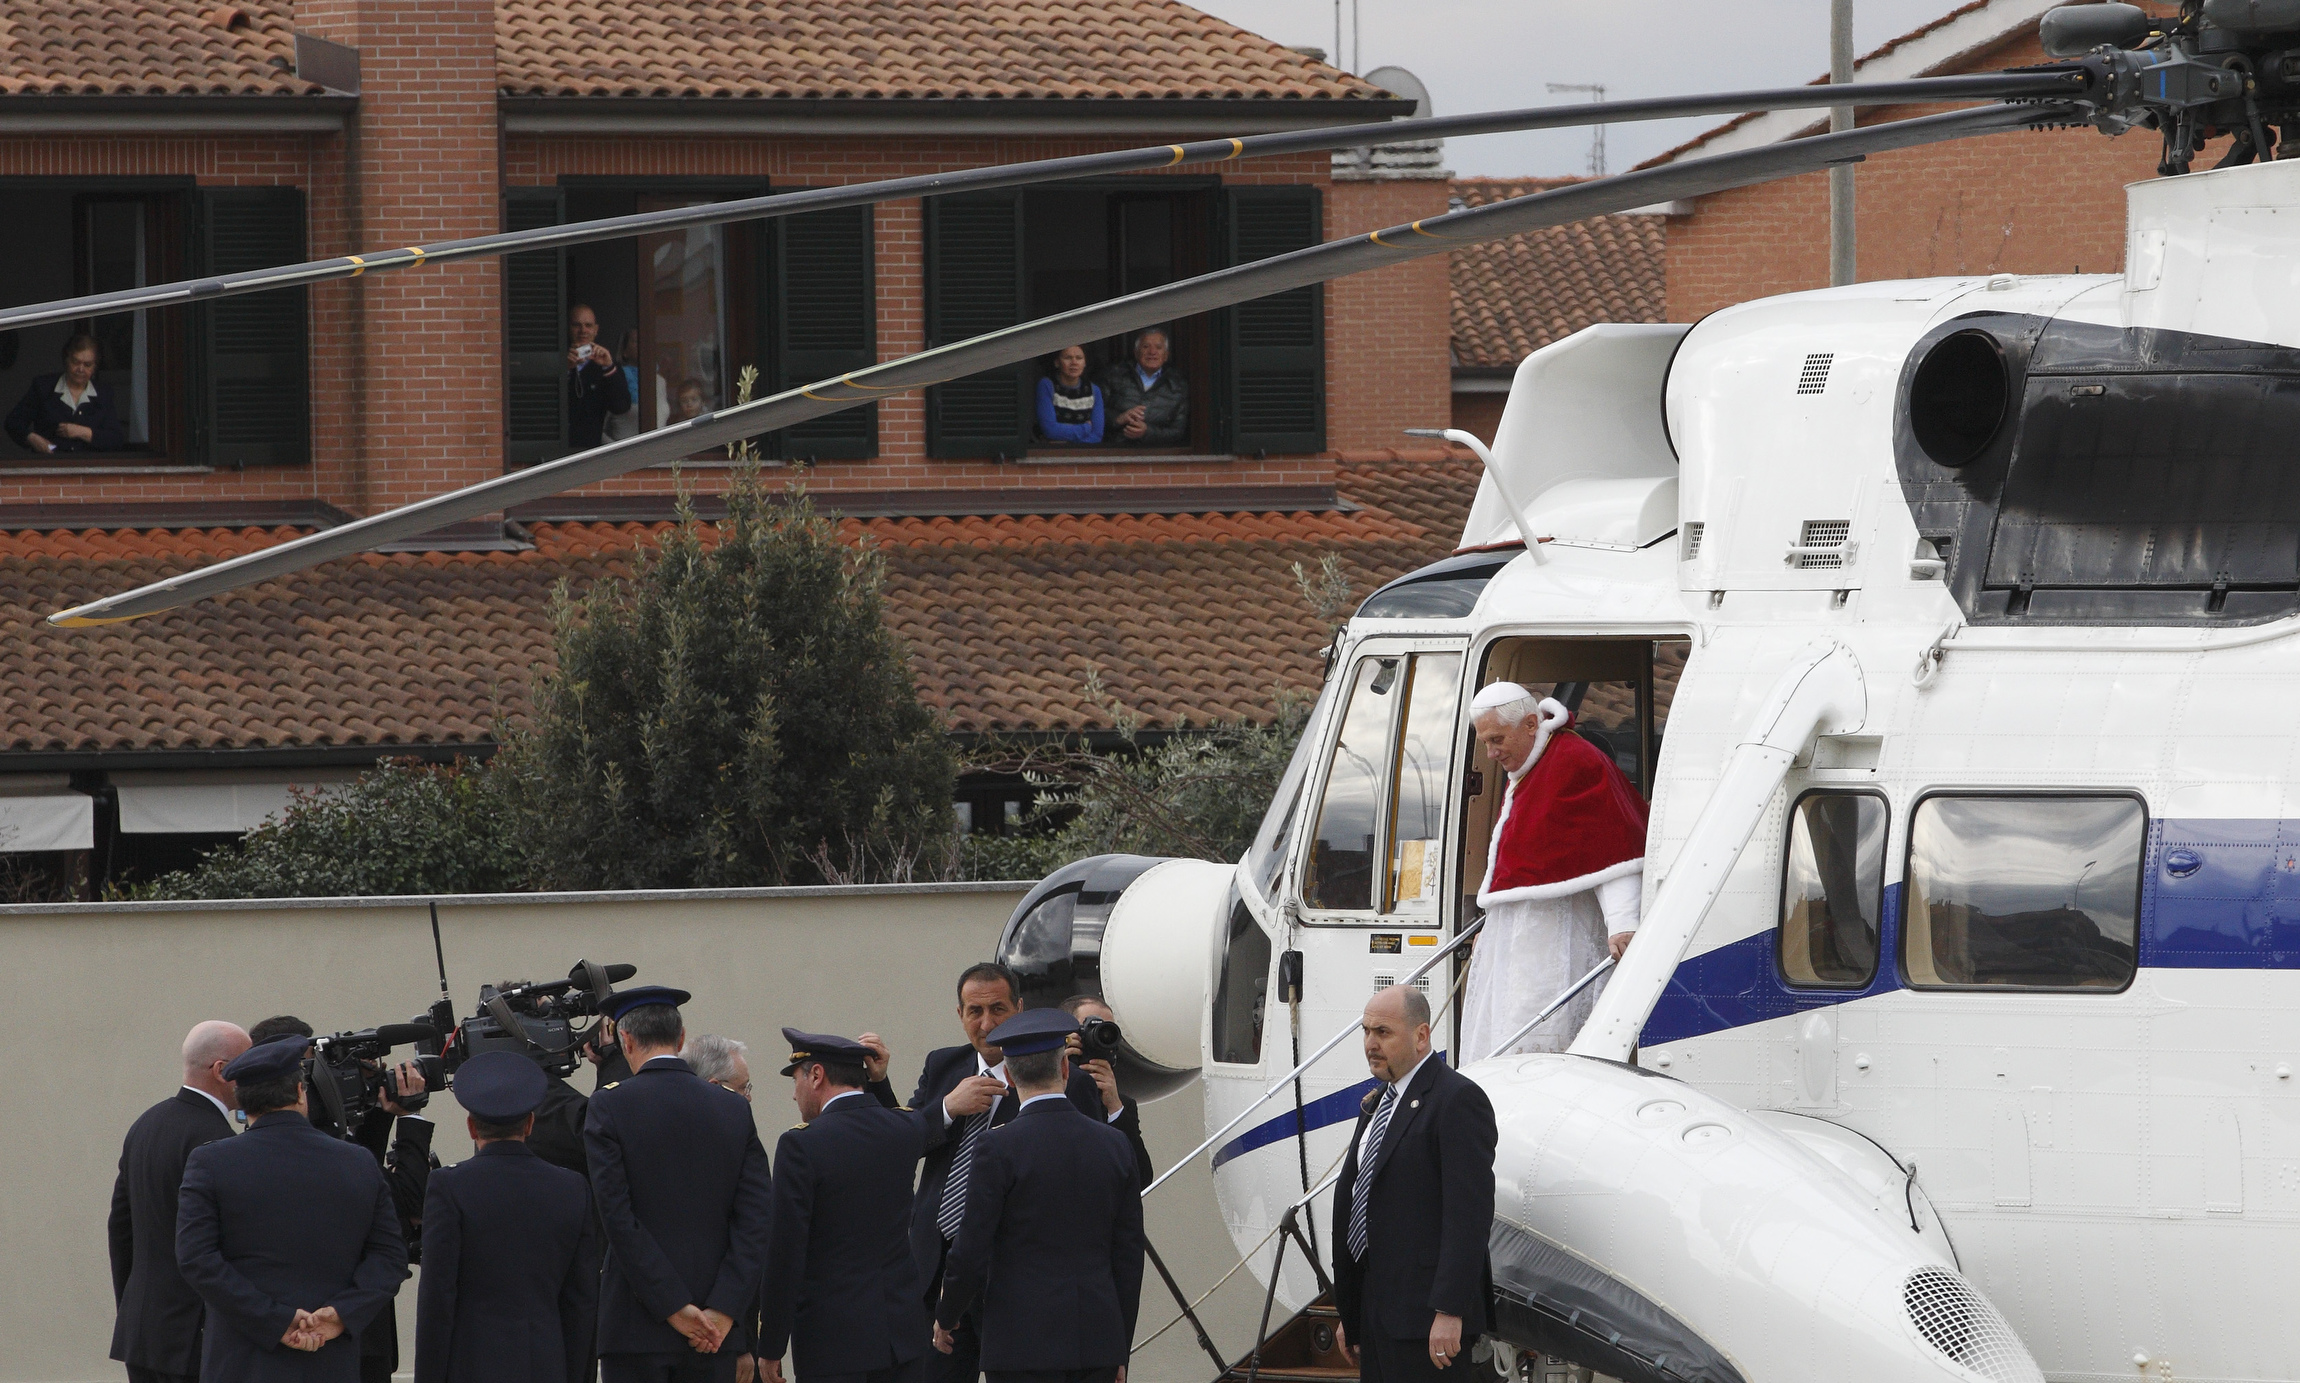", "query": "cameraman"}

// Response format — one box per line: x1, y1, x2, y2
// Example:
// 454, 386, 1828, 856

1058, 995, 1152, 1189
527, 1018, 627, 1178
248, 1015, 439, 1383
